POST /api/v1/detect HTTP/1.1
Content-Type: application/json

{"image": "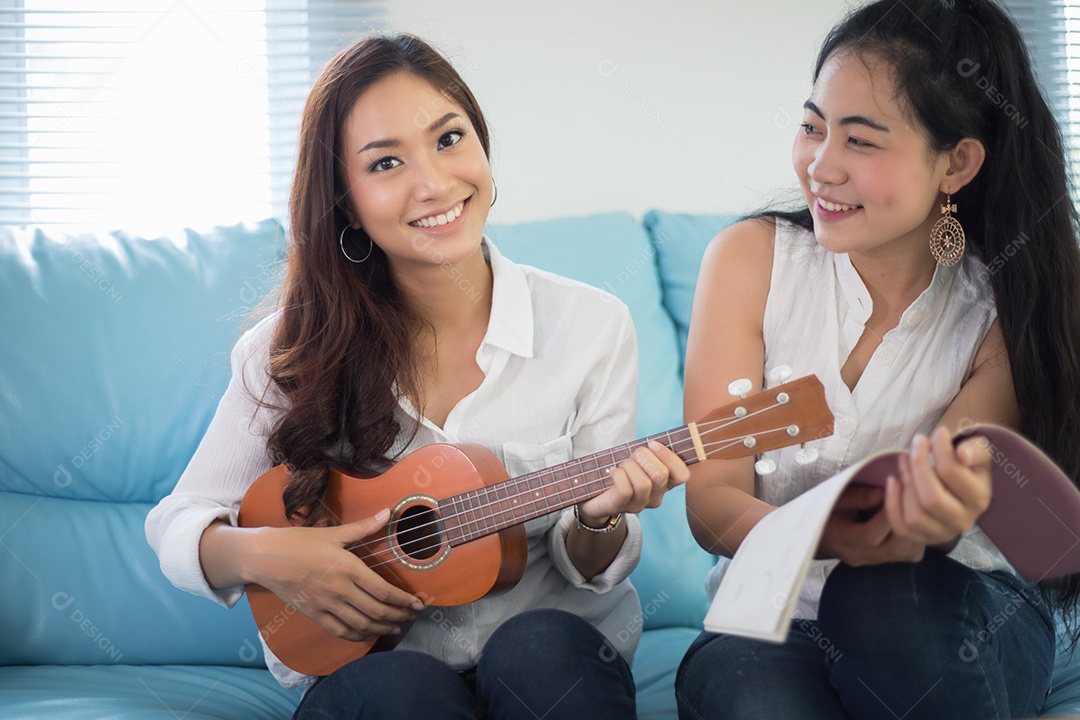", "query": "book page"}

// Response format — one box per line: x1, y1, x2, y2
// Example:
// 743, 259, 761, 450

702, 457, 884, 641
